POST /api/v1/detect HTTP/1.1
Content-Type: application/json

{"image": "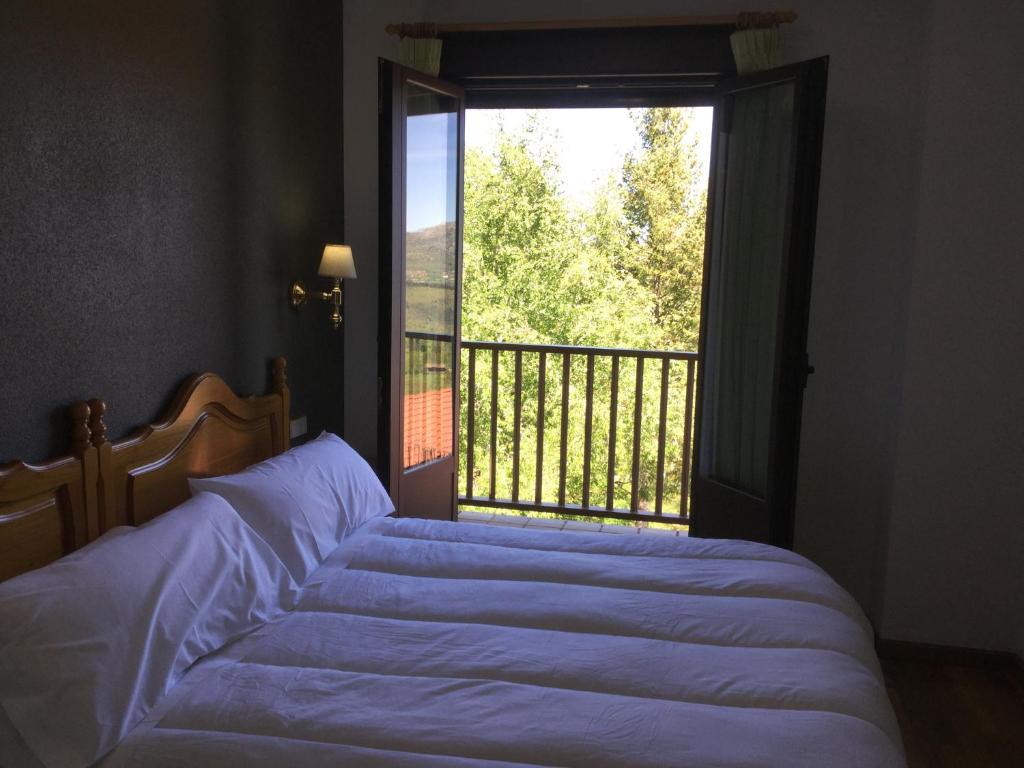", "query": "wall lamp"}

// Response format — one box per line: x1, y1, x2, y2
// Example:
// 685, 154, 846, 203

290, 244, 356, 329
